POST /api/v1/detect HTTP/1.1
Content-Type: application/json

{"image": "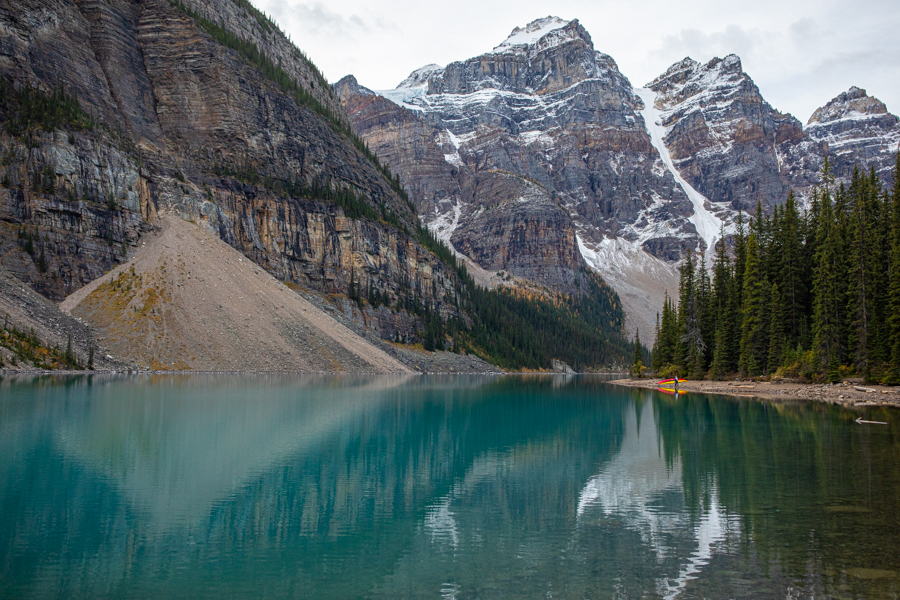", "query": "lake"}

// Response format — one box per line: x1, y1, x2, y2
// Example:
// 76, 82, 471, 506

1, 374, 898, 599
